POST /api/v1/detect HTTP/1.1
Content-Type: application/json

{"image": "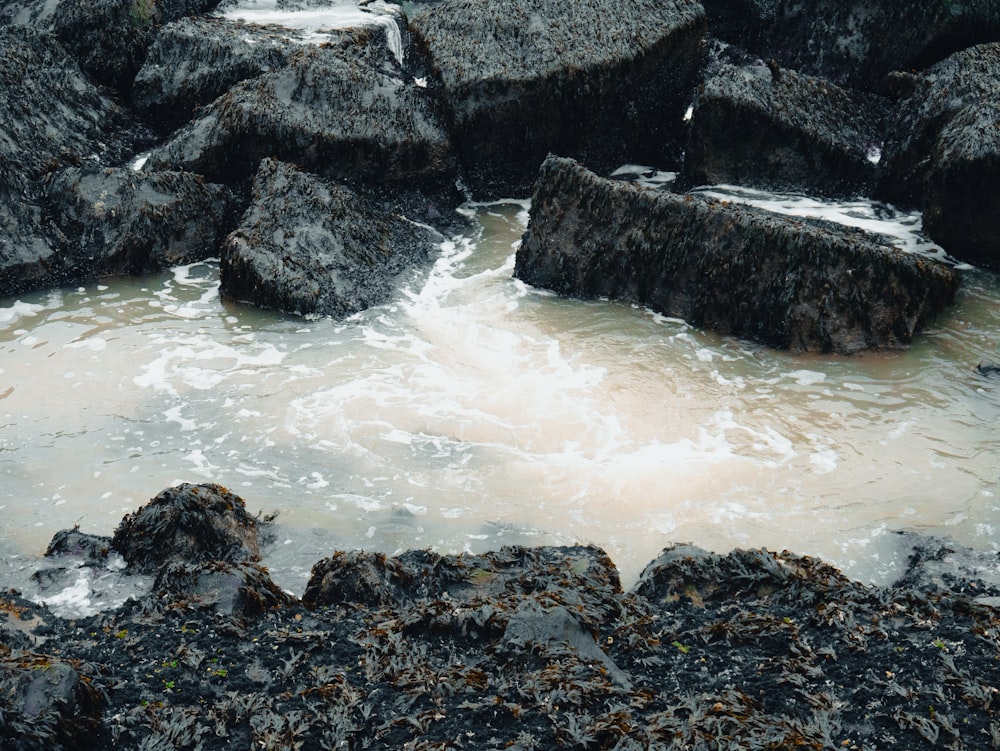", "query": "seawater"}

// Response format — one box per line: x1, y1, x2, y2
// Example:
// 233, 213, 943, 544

2, 189, 999, 615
